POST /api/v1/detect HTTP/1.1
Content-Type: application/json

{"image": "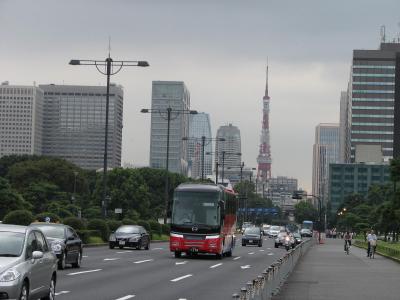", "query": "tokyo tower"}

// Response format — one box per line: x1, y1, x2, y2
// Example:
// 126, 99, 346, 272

257, 66, 272, 183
